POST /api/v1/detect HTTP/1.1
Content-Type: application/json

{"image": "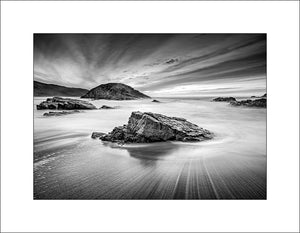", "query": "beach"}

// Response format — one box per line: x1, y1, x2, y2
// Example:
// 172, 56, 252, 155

34, 97, 266, 199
